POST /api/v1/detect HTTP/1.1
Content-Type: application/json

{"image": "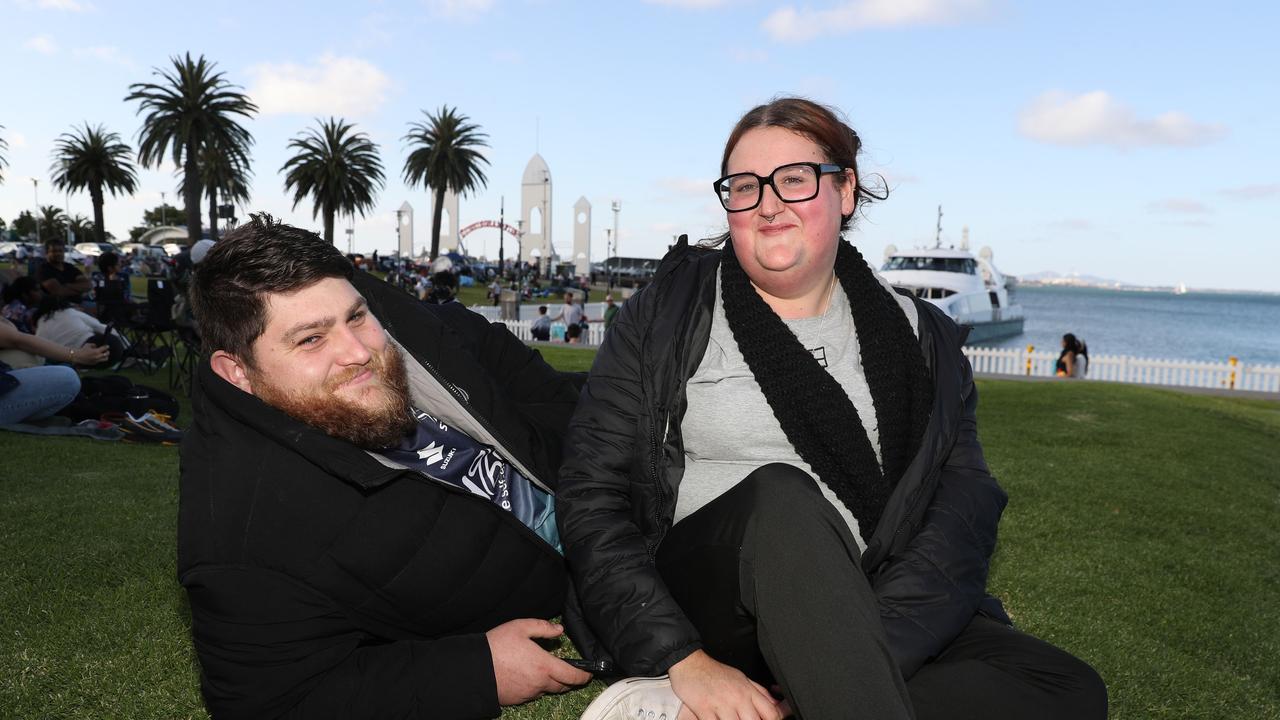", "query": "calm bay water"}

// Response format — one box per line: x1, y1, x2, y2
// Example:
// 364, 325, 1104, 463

977, 286, 1280, 367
